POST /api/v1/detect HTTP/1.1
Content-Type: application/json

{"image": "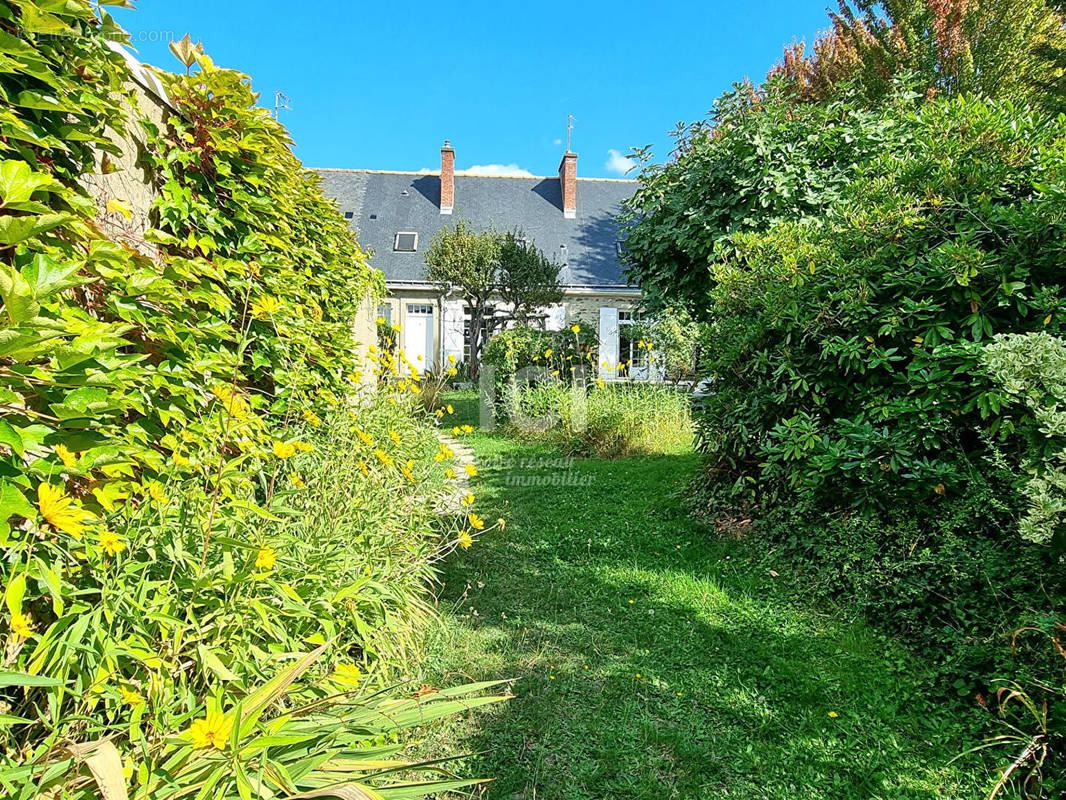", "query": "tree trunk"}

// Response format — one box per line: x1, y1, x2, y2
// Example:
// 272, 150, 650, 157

468, 299, 485, 380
